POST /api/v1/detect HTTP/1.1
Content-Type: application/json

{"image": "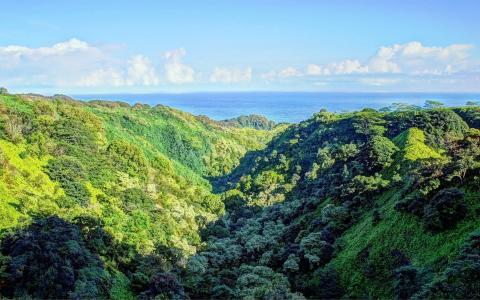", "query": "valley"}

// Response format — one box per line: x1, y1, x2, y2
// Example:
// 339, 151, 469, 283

0, 92, 479, 299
